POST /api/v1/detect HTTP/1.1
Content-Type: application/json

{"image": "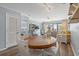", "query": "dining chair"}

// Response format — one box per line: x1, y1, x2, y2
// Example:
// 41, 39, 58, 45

44, 42, 60, 56
29, 48, 43, 56
17, 36, 29, 56
51, 31, 57, 38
